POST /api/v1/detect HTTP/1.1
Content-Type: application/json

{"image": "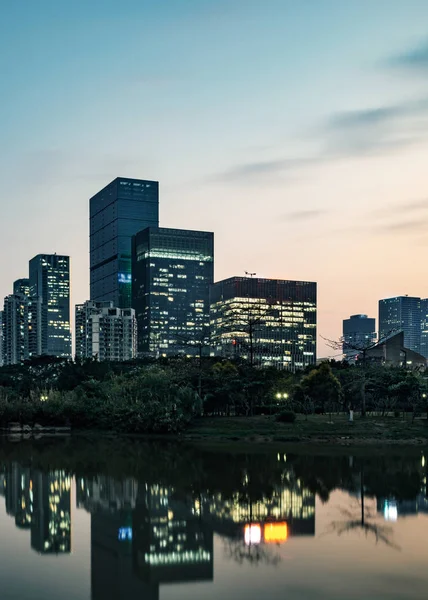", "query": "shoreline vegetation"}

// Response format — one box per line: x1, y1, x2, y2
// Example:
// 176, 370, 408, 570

0, 355, 427, 445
